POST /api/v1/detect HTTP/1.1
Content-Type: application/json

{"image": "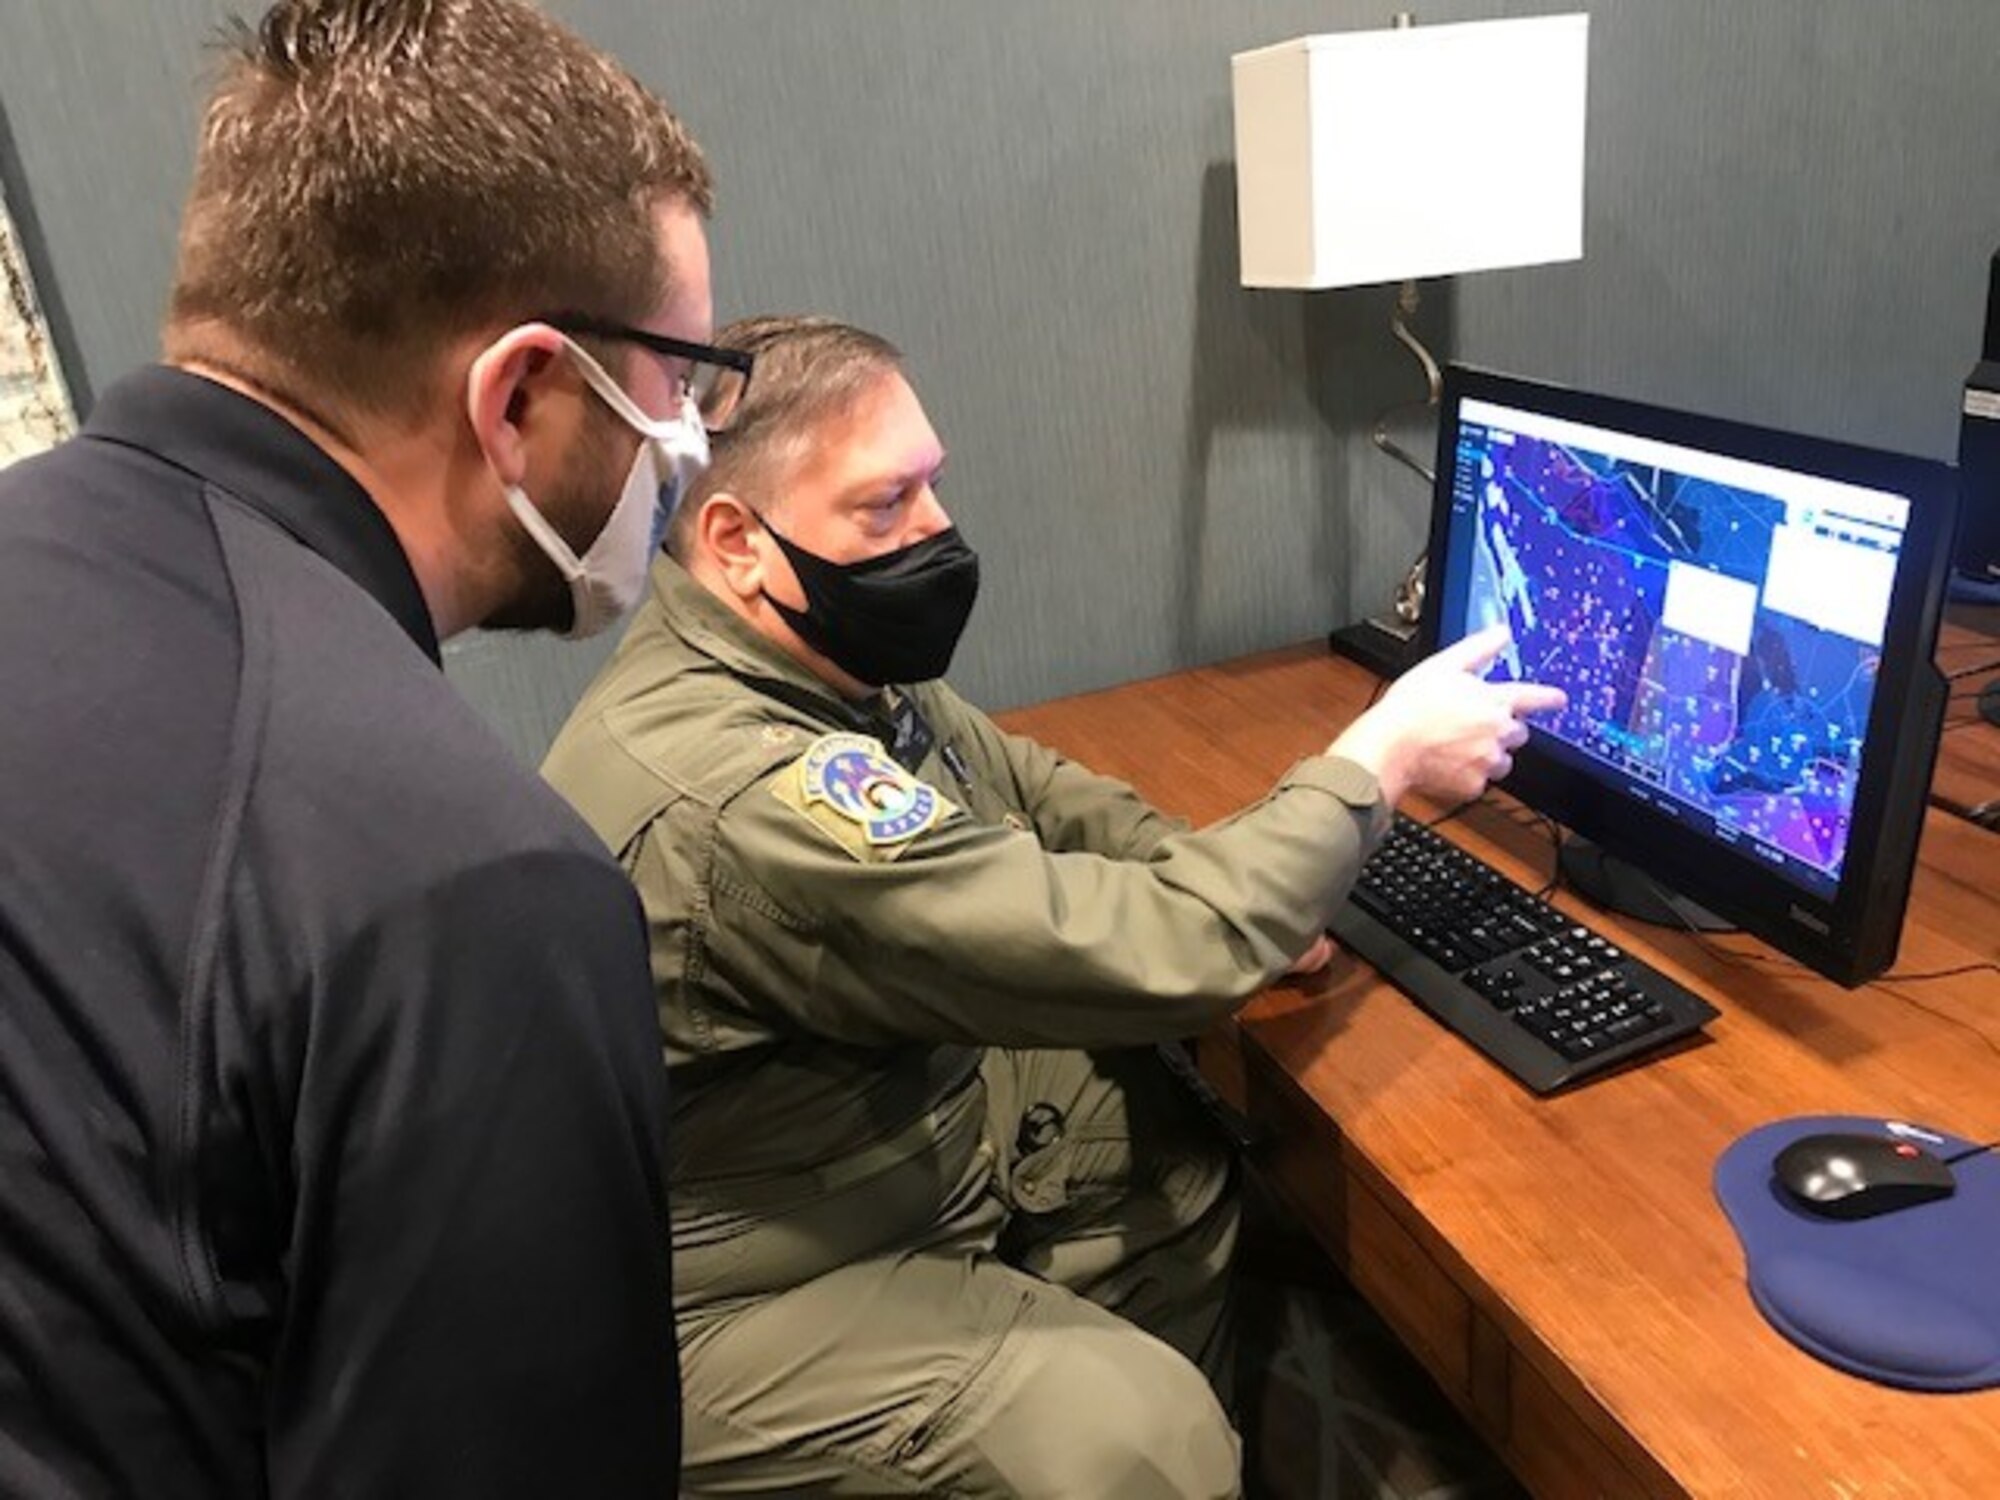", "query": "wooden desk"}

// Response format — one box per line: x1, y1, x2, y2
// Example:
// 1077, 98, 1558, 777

998, 645, 2000, 1500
